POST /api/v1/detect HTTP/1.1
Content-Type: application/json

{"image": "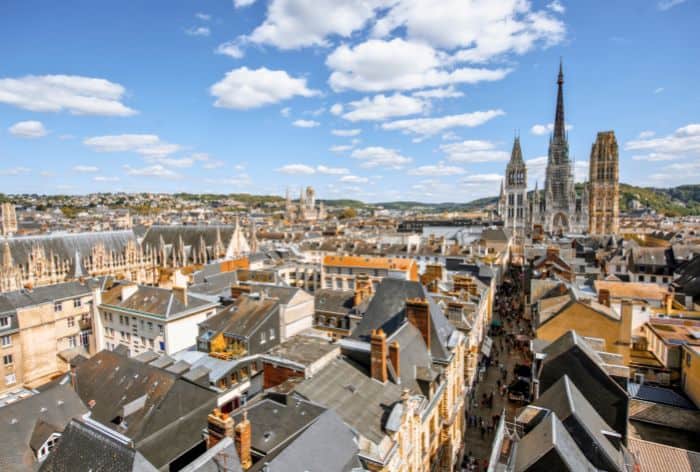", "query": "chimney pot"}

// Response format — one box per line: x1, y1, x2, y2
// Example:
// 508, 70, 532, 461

405, 298, 431, 350
370, 329, 388, 383
389, 341, 400, 379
